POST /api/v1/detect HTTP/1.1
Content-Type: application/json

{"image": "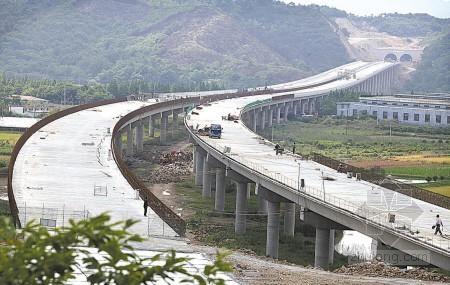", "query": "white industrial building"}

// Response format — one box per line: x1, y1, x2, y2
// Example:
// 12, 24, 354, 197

337, 94, 450, 127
